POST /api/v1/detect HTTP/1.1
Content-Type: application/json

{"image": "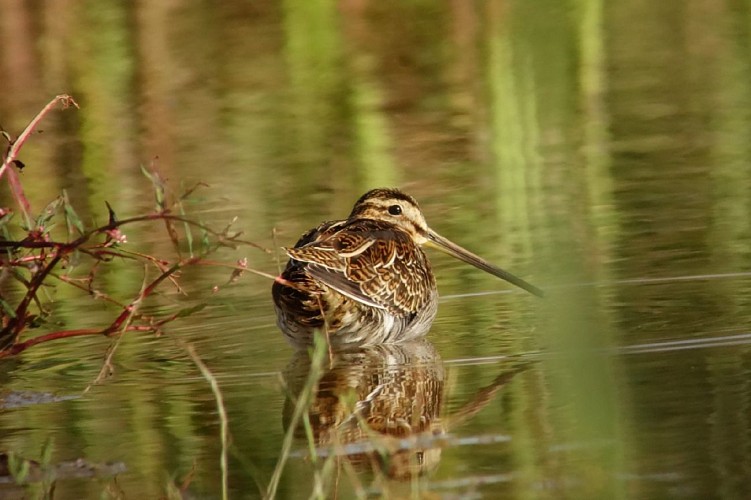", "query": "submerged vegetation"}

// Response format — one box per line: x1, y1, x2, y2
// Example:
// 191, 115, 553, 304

0, 95, 271, 360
